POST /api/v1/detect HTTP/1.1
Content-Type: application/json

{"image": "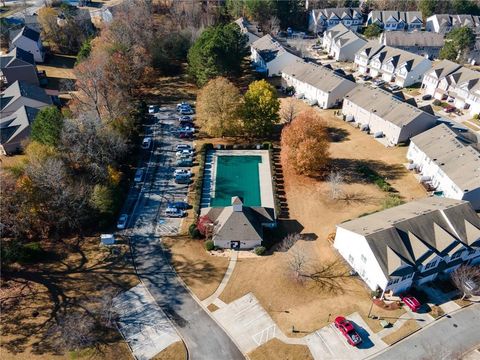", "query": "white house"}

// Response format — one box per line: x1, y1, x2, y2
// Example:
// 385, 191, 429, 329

355, 43, 431, 87
308, 7, 363, 34
334, 197, 480, 295
426, 14, 480, 34
329, 28, 367, 62
281, 60, 357, 108
342, 84, 437, 145
10, 27, 45, 63
250, 35, 300, 77
421, 62, 480, 116
234, 17, 260, 46
200, 197, 275, 249
379, 31, 445, 59
407, 124, 480, 209
322, 23, 350, 53
367, 11, 423, 31
1, 80, 52, 116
